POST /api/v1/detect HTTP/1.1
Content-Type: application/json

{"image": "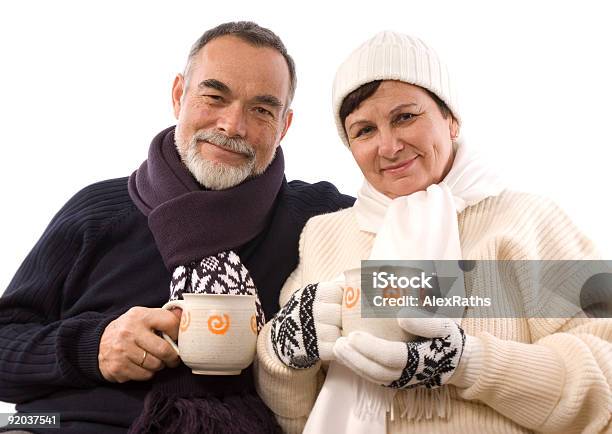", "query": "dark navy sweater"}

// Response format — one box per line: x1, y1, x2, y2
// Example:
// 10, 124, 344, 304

0, 176, 354, 433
